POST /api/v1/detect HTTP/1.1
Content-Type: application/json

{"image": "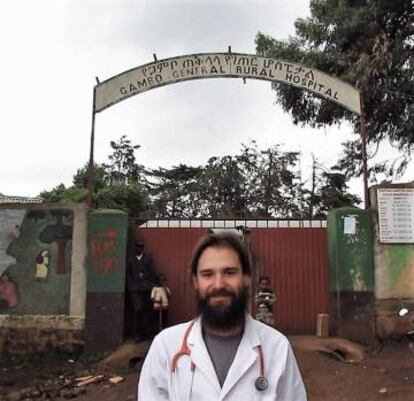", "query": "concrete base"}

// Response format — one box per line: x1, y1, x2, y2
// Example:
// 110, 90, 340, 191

0, 315, 84, 355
